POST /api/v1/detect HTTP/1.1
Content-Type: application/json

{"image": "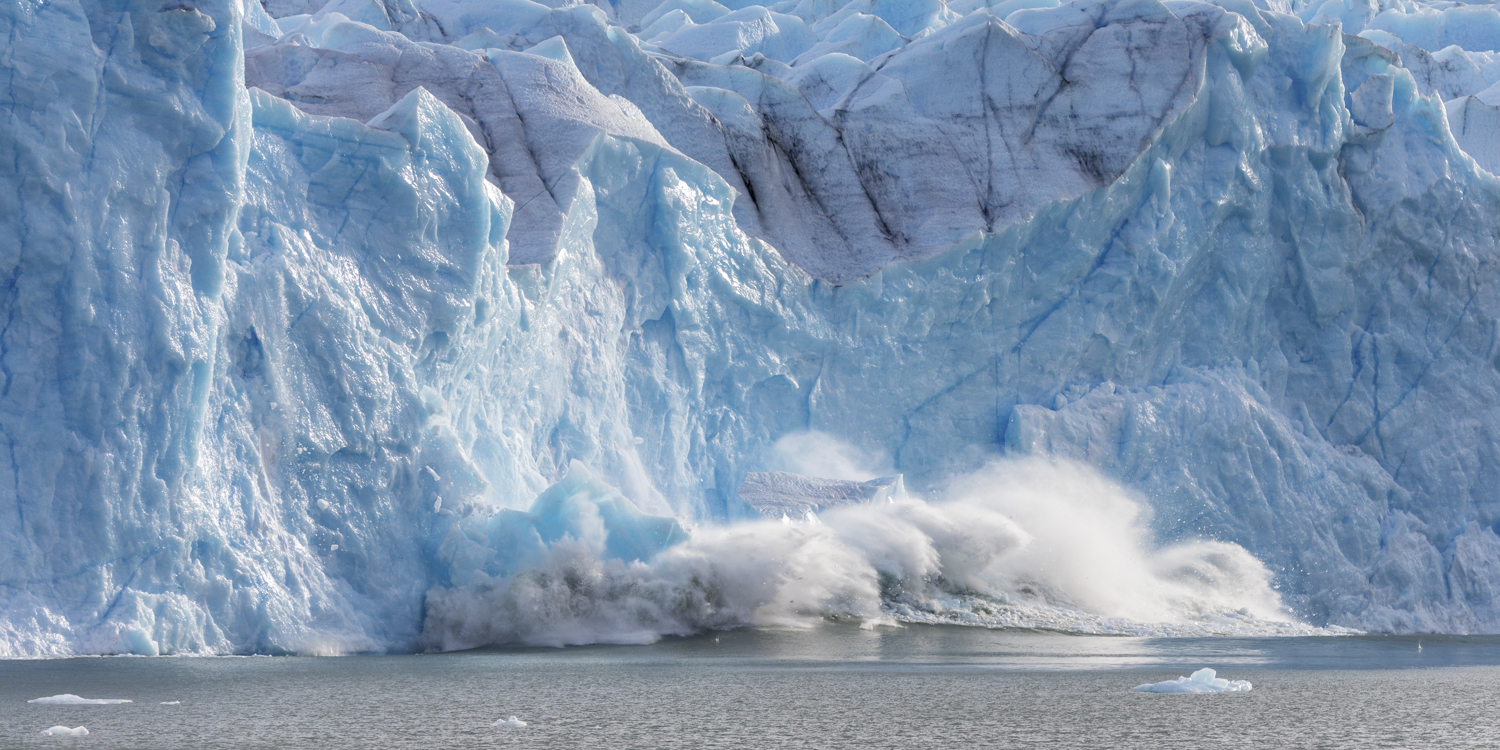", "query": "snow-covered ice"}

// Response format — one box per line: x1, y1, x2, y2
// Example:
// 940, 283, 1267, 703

38, 727, 90, 737
7, 0, 1500, 655
28, 696, 132, 706
1134, 668, 1253, 693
